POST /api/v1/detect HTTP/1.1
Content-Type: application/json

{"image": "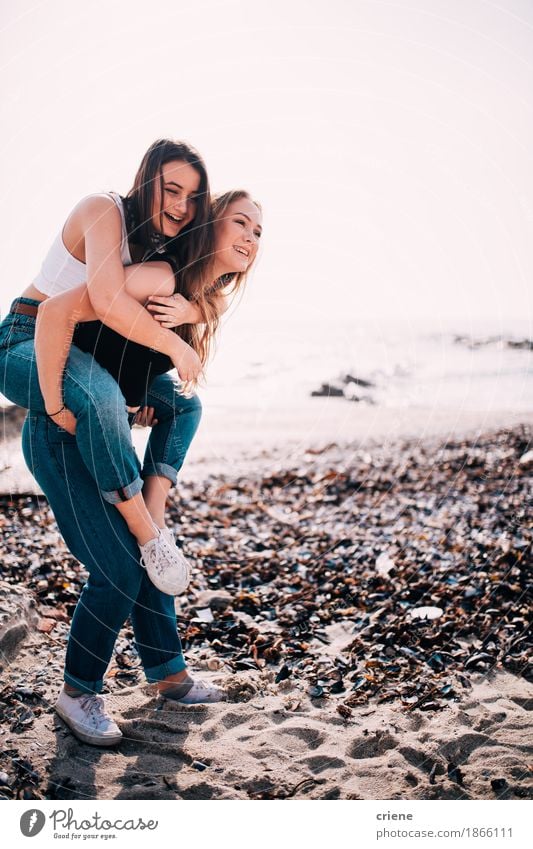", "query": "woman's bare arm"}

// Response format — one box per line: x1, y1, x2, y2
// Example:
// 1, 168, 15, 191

35, 285, 97, 416
79, 196, 197, 375
34, 259, 174, 415
123, 263, 231, 323
34, 261, 215, 415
